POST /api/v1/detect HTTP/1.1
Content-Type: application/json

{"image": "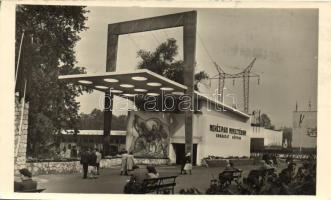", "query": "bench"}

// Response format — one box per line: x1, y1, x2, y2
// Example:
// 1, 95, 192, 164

219, 169, 243, 186
141, 175, 177, 194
